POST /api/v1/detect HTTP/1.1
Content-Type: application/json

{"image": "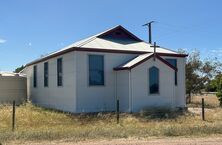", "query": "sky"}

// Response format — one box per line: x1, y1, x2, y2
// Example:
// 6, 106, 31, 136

0, 0, 222, 71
